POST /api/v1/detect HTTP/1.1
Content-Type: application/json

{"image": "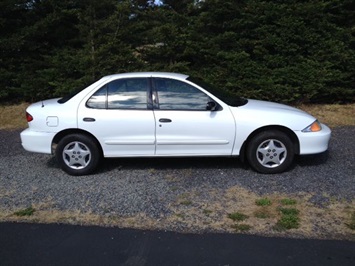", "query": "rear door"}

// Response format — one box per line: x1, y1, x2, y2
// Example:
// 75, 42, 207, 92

77, 77, 156, 157
152, 78, 236, 156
